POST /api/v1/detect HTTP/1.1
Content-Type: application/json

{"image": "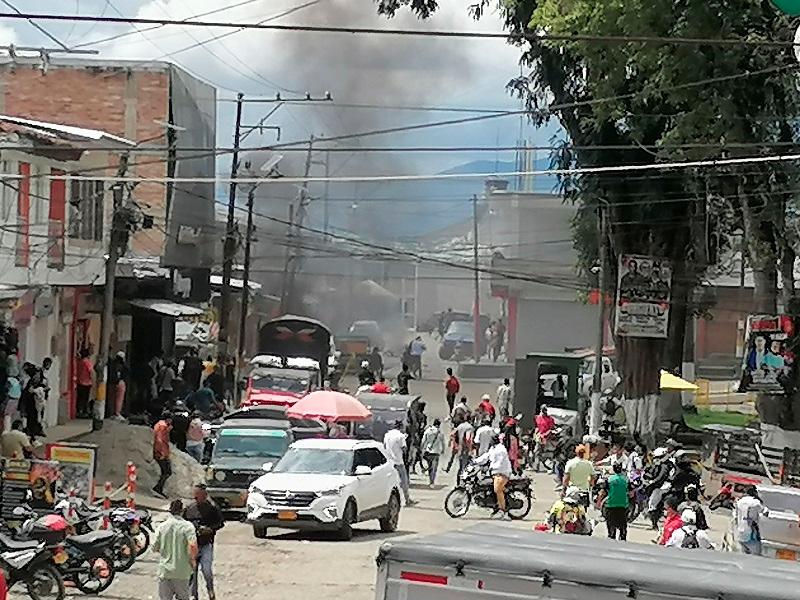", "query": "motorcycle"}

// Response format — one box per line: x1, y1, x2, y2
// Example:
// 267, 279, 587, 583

444, 463, 533, 520
524, 426, 564, 473
0, 534, 65, 600
626, 471, 649, 523
12, 506, 118, 595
